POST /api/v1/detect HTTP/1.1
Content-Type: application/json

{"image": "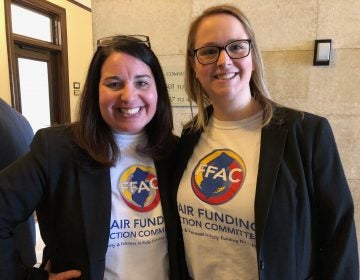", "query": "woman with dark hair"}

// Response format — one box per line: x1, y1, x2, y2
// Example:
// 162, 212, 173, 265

0, 35, 182, 279
173, 4, 358, 280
